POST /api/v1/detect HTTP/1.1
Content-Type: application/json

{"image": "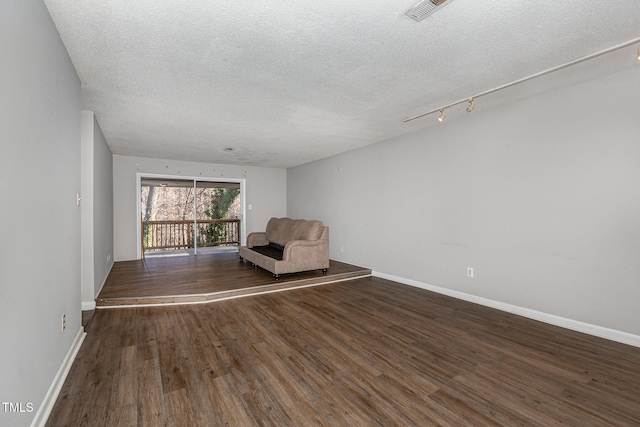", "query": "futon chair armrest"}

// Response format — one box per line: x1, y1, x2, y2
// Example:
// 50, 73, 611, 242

246, 232, 268, 248
282, 239, 328, 261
